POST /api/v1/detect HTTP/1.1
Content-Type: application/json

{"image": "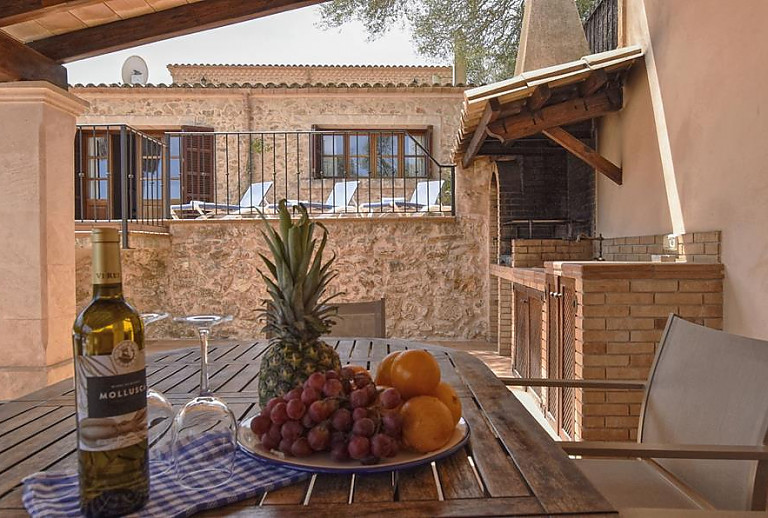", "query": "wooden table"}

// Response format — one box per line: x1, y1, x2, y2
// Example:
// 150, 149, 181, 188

0, 339, 615, 517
